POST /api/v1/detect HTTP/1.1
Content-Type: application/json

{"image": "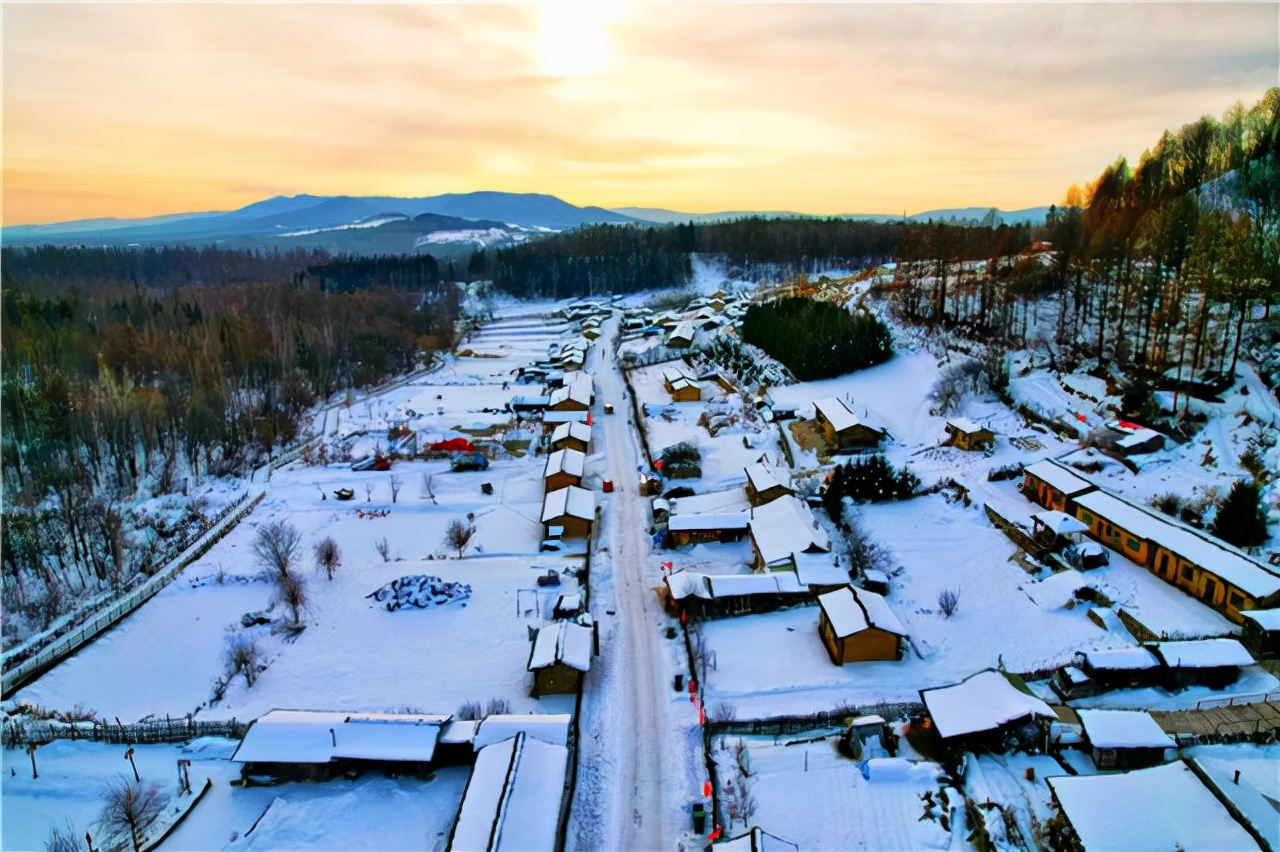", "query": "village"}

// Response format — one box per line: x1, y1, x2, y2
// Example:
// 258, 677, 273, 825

3, 263, 1280, 852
